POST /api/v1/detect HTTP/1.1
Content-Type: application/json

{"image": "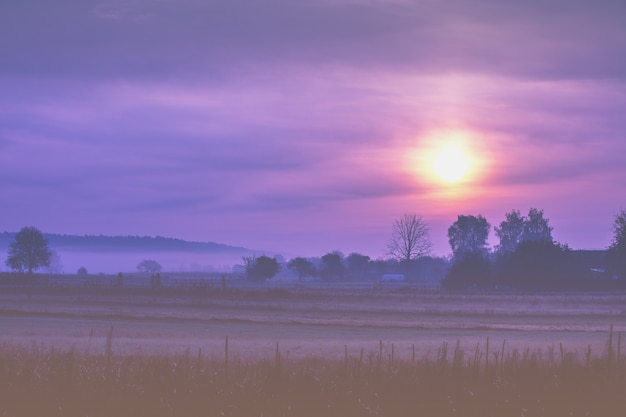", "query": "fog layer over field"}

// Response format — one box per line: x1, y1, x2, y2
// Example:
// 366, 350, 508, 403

0, 234, 257, 273
54, 251, 242, 274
